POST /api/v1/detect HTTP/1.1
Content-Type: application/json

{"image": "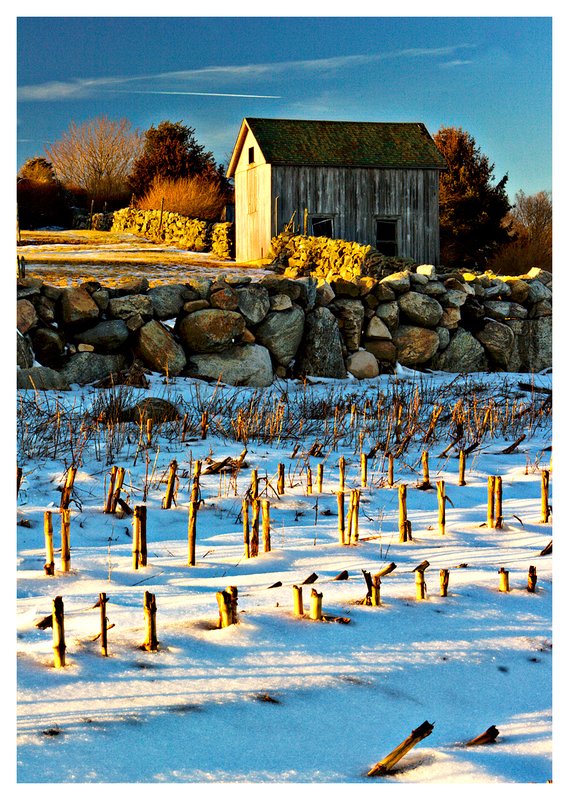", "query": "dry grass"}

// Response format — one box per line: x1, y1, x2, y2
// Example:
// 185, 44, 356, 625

137, 176, 228, 221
